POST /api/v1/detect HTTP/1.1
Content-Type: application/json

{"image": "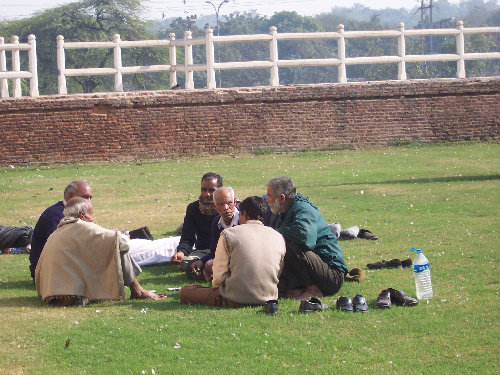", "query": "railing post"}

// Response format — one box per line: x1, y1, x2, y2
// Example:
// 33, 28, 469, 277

113, 34, 123, 92
398, 23, 407, 81
169, 33, 177, 88
456, 21, 466, 78
57, 35, 67, 94
28, 34, 39, 97
12, 36, 22, 98
0, 37, 9, 98
269, 26, 279, 86
337, 24, 347, 83
184, 31, 194, 89
206, 29, 216, 89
